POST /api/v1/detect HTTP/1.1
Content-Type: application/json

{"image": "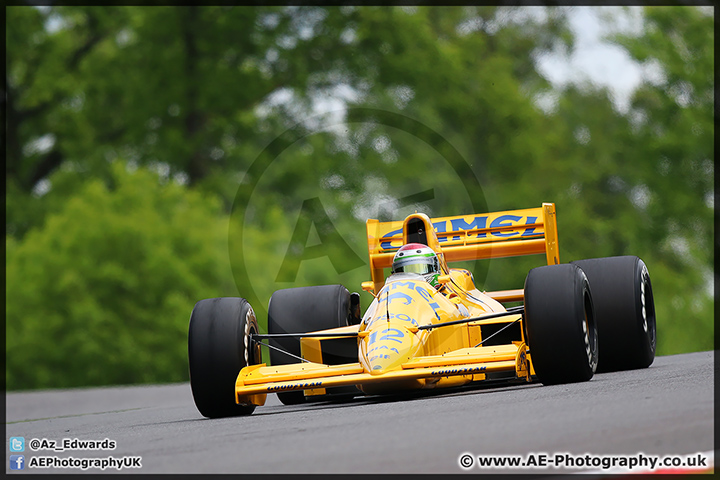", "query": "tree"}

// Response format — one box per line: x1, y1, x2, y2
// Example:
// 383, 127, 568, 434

6, 6, 572, 236
6, 6, 713, 391
231, 6, 576, 298
6, 162, 239, 389
606, 6, 714, 354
